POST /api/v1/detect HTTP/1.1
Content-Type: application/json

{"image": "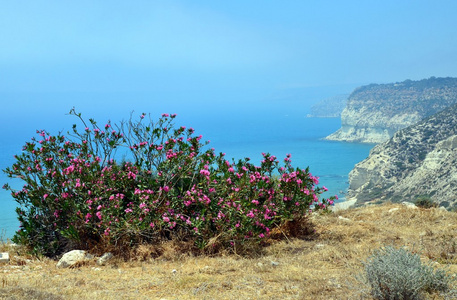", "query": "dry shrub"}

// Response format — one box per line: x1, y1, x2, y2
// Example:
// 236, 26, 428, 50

0, 287, 64, 300
269, 216, 317, 241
